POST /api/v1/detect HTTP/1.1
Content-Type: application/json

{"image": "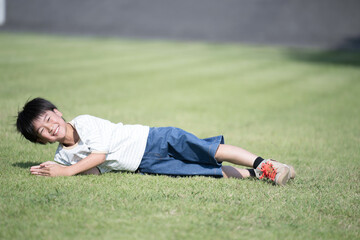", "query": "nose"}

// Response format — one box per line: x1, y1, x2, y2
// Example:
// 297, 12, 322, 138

44, 123, 53, 133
